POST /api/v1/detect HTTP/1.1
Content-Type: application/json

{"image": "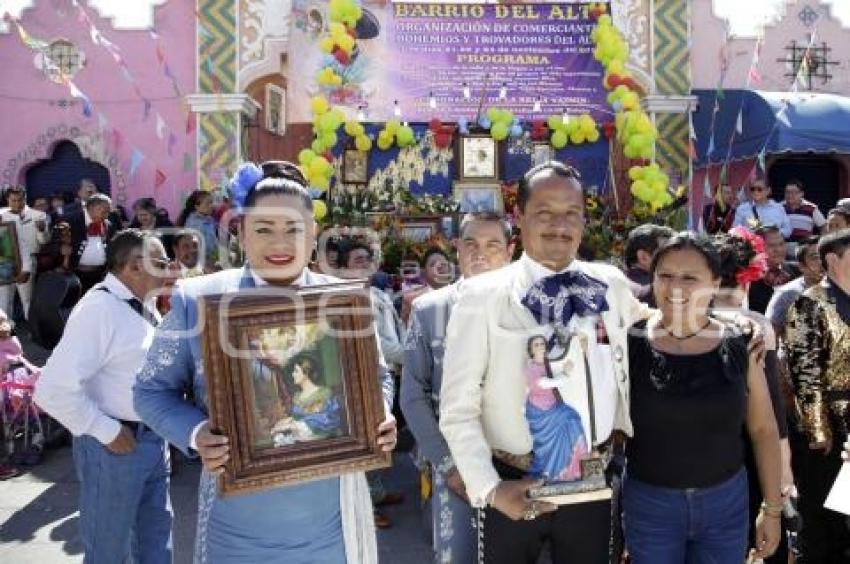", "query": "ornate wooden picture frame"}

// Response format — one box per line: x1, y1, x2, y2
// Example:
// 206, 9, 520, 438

200, 282, 390, 496
399, 216, 442, 242
342, 149, 369, 185
0, 222, 21, 286
453, 182, 504, 214
456, 134, 499, 182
